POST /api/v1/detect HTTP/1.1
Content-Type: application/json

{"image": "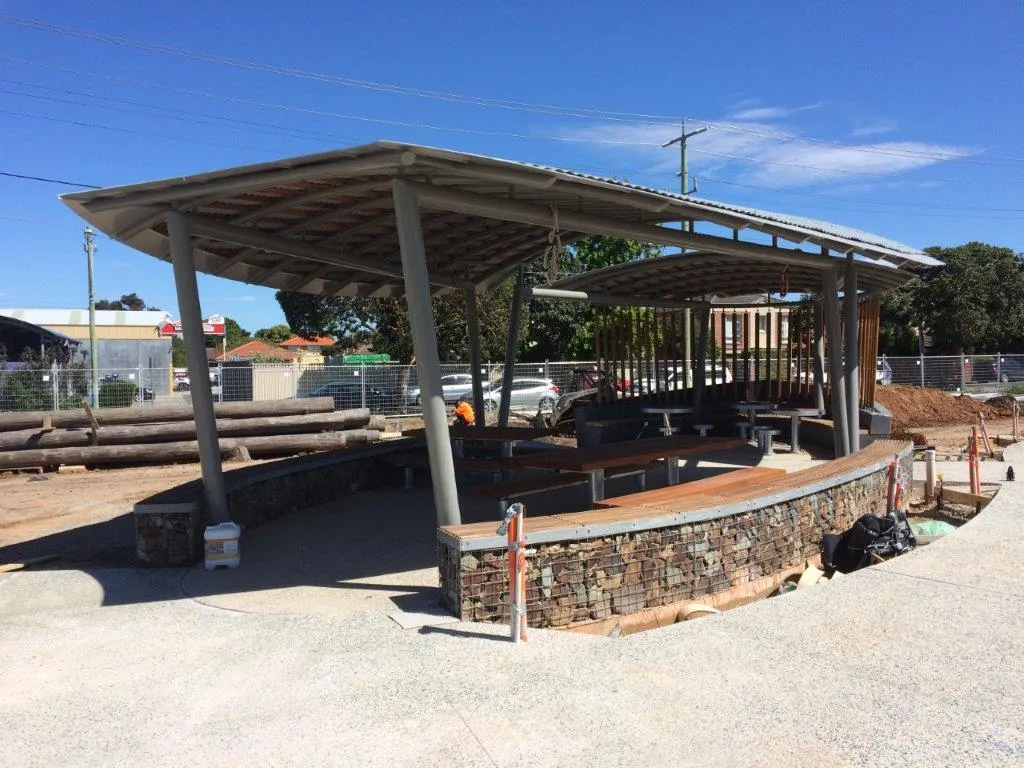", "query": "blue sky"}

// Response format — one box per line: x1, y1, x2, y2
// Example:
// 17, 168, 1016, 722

1, 0, 1022, 332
